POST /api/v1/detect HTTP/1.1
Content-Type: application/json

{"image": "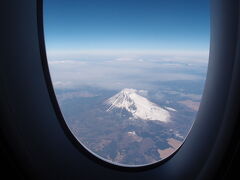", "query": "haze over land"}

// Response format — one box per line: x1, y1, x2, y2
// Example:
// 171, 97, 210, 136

47, 51, 208, 90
